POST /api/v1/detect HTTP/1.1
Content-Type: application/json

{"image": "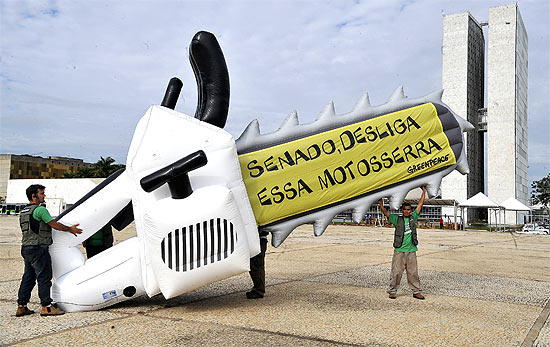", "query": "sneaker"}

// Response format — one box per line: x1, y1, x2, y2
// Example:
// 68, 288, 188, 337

246, 290, 264, 299
16, 306, 35, 317
40, 304, 65, 316
388, 293, 397, 299
413, 293, 425, 300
